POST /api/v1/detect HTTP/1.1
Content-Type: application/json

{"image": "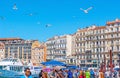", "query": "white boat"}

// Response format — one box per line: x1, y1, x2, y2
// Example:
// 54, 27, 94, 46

0, 57, 42, 78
